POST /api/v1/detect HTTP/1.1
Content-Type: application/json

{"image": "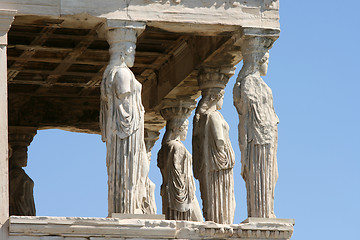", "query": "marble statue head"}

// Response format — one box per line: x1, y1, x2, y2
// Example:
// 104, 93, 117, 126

179, 119, 189, 141
237, 49, 270, 81
10, 145, 28, 168
166, 118, 189, 141
198, 88, 225, 113
216, 94, 224, 110
122, 42, 136, 67
259, 51, 269, 76
109, 41, 136, 67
